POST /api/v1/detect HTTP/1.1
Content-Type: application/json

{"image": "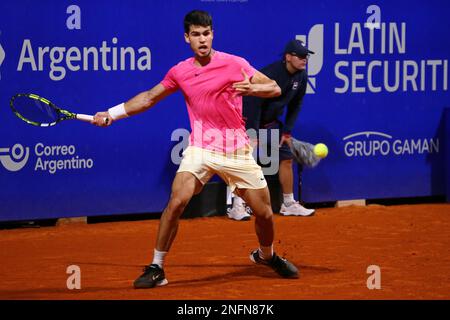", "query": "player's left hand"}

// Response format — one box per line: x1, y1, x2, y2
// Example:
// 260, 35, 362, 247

232, 69, 253, 95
